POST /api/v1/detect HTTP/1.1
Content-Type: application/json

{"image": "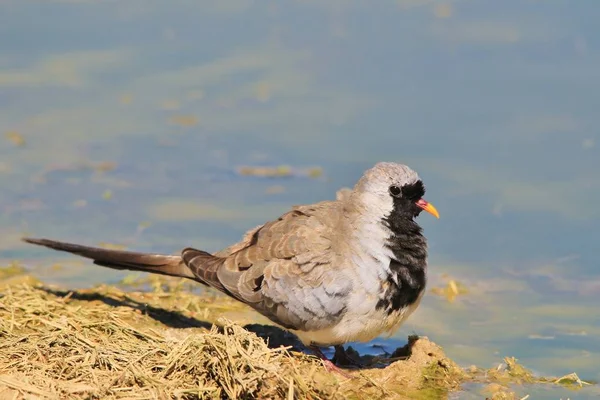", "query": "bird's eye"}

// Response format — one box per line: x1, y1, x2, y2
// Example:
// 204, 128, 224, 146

389, 185, 401, 197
